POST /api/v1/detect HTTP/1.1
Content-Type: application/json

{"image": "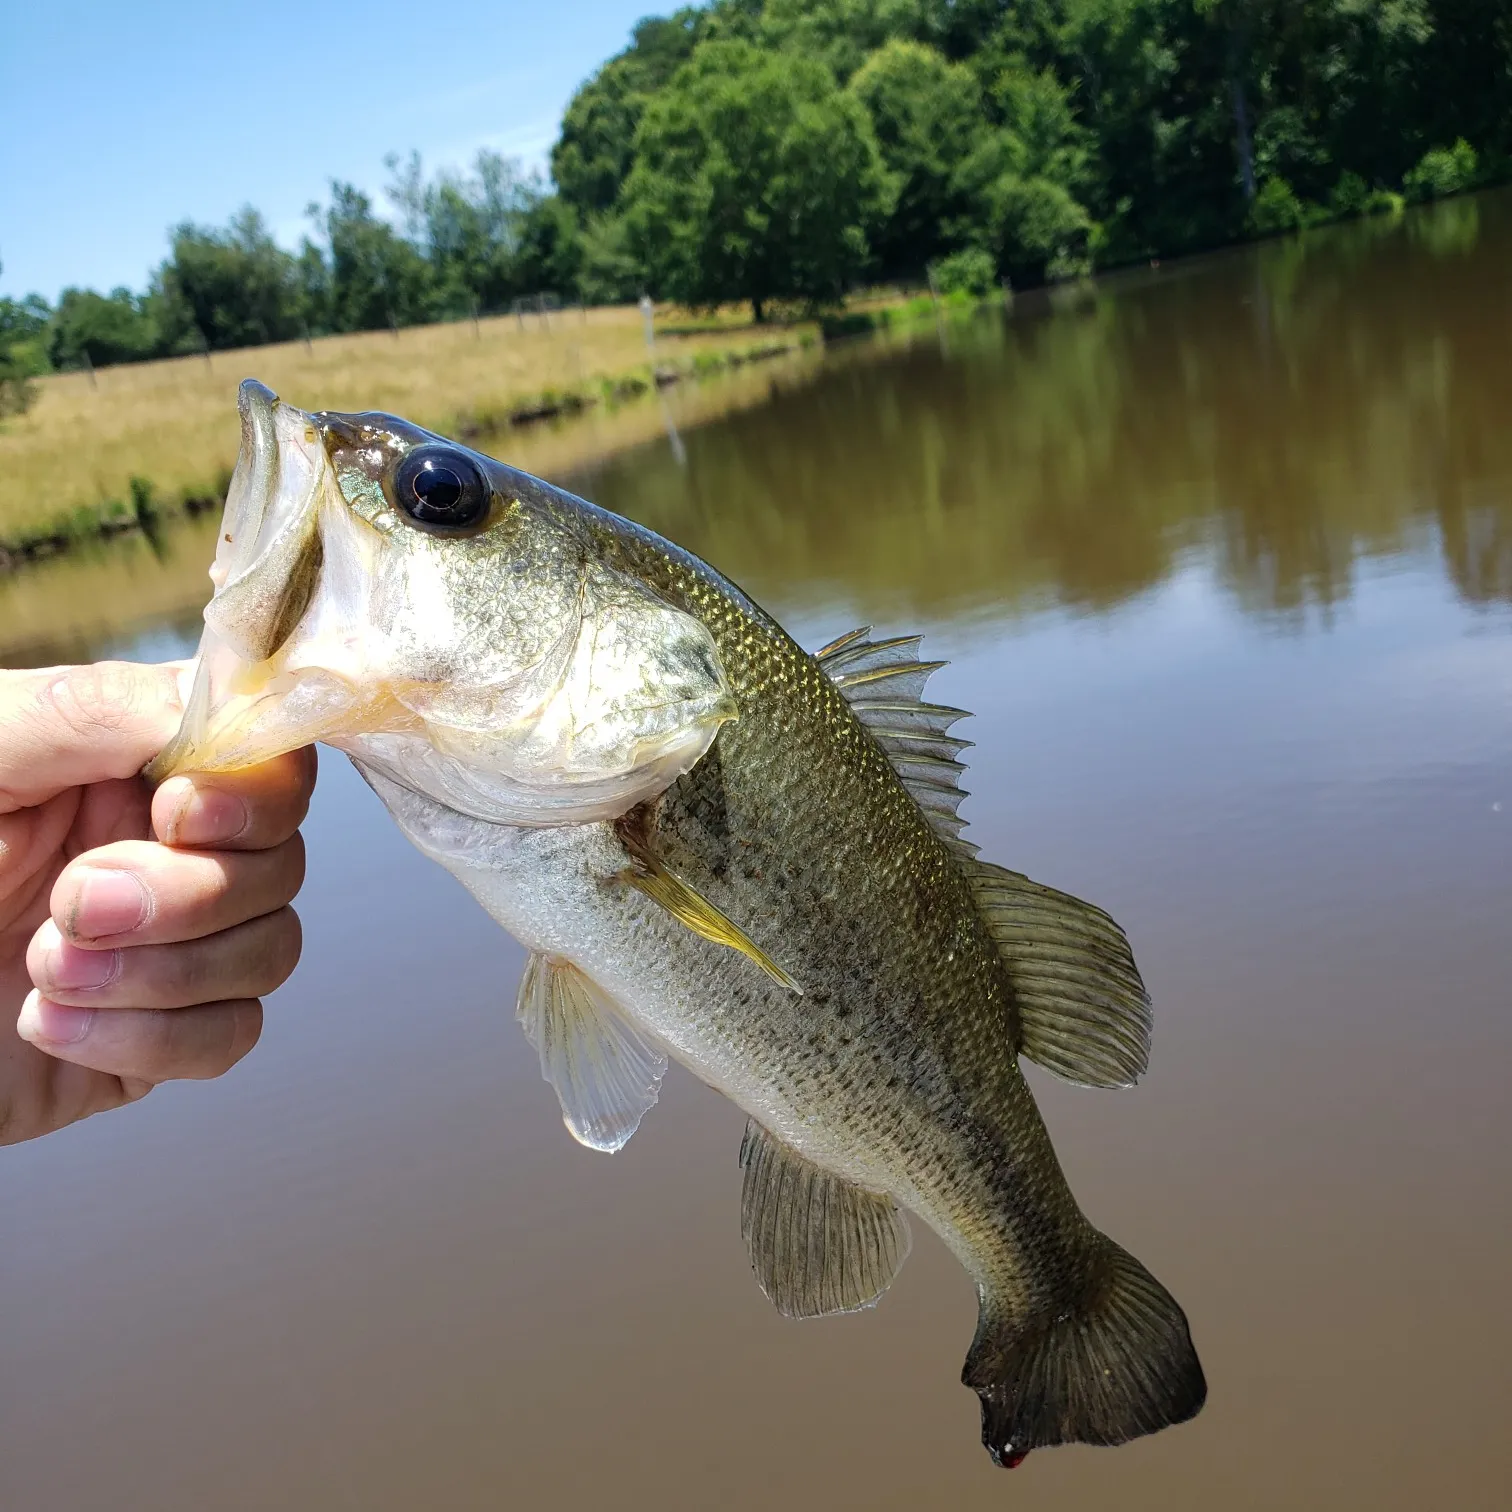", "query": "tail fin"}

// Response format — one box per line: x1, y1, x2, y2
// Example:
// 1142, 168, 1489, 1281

964, 1238, 1206, 1466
